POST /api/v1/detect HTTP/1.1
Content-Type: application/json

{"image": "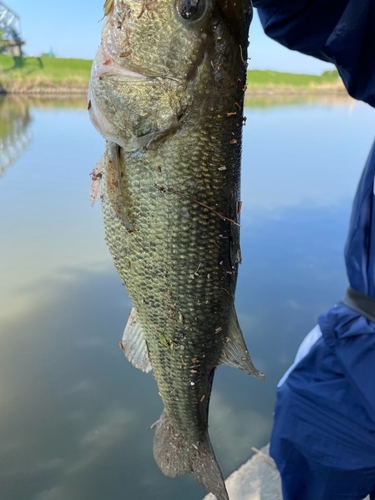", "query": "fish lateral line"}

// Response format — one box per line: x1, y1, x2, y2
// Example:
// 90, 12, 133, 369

154, 184, 240, 227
